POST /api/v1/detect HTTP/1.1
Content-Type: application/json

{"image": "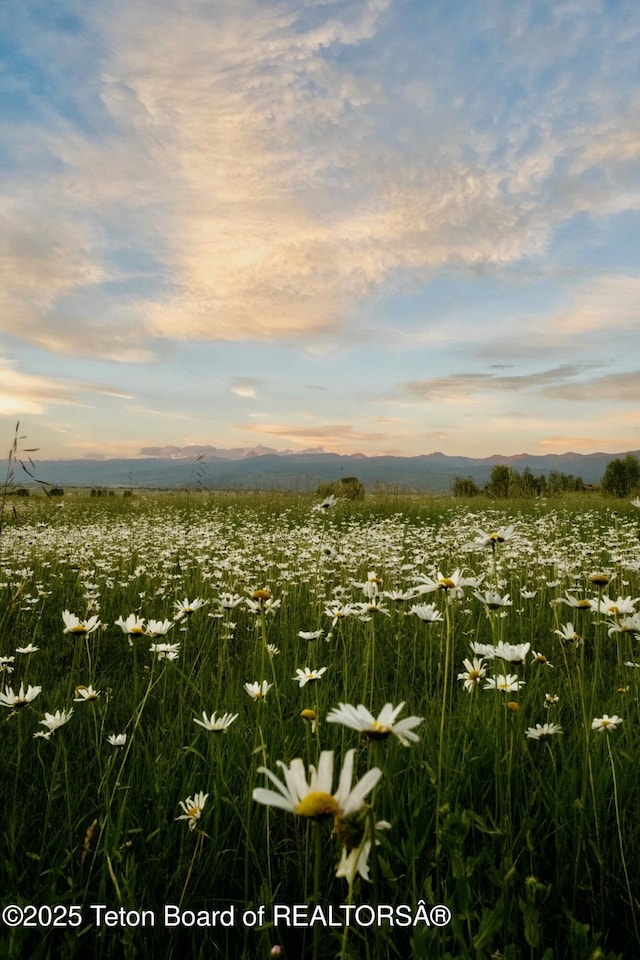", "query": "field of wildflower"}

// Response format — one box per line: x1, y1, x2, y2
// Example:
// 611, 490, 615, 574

1, 490, 640, 959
